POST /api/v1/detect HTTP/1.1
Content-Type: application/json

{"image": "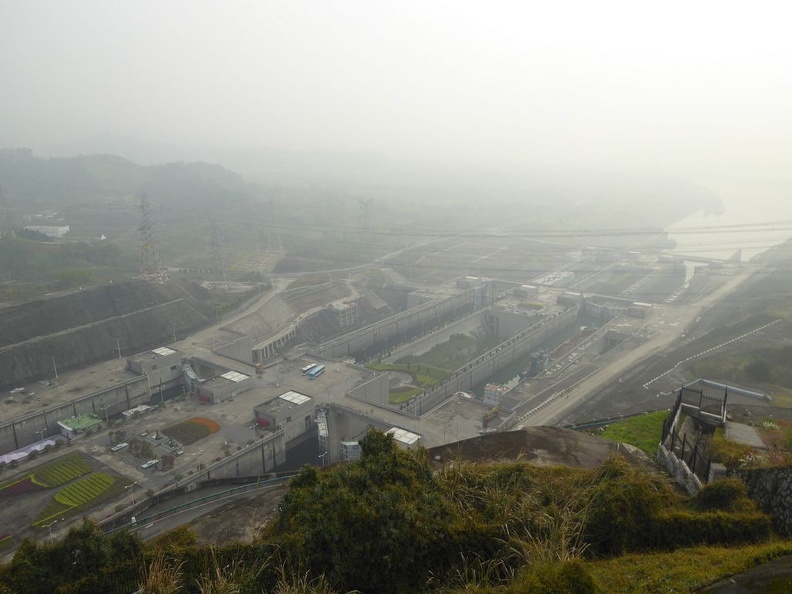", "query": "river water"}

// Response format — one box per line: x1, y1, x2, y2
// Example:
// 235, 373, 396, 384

667, 176, 792, 261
